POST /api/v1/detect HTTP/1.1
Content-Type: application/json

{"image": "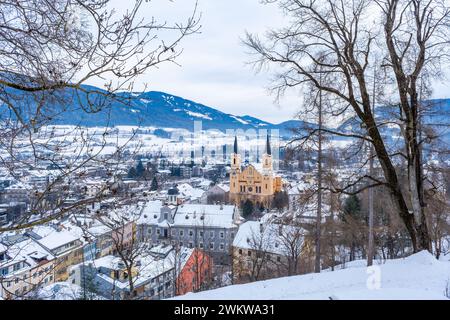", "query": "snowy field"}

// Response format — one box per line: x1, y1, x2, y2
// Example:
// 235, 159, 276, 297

174, 251, 450, 300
